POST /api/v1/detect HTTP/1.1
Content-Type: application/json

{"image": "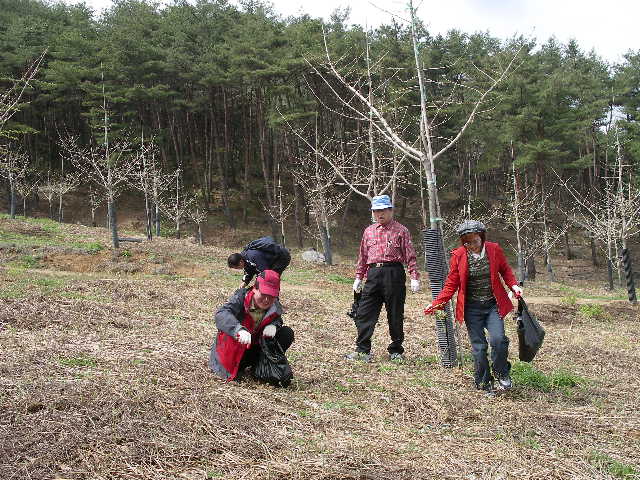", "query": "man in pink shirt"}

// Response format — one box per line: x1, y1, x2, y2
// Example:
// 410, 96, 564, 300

346, 195, 420, 362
